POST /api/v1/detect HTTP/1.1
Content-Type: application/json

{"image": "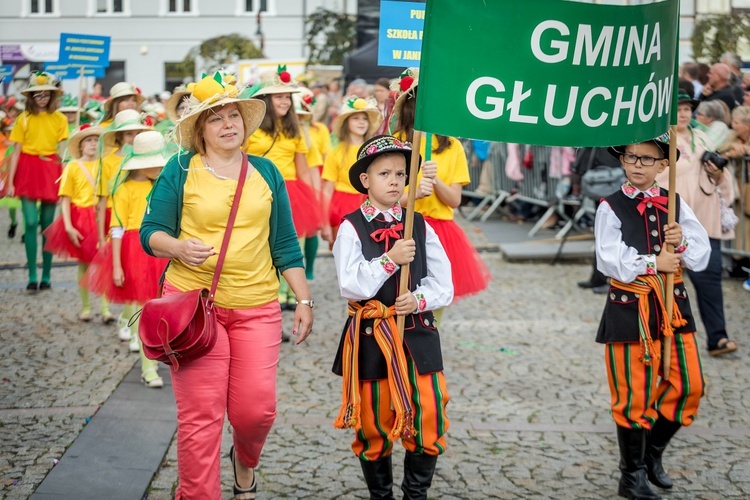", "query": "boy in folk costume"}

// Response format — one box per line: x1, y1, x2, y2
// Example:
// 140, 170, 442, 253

332, 135, 453, 499
595, 135, 710, 499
